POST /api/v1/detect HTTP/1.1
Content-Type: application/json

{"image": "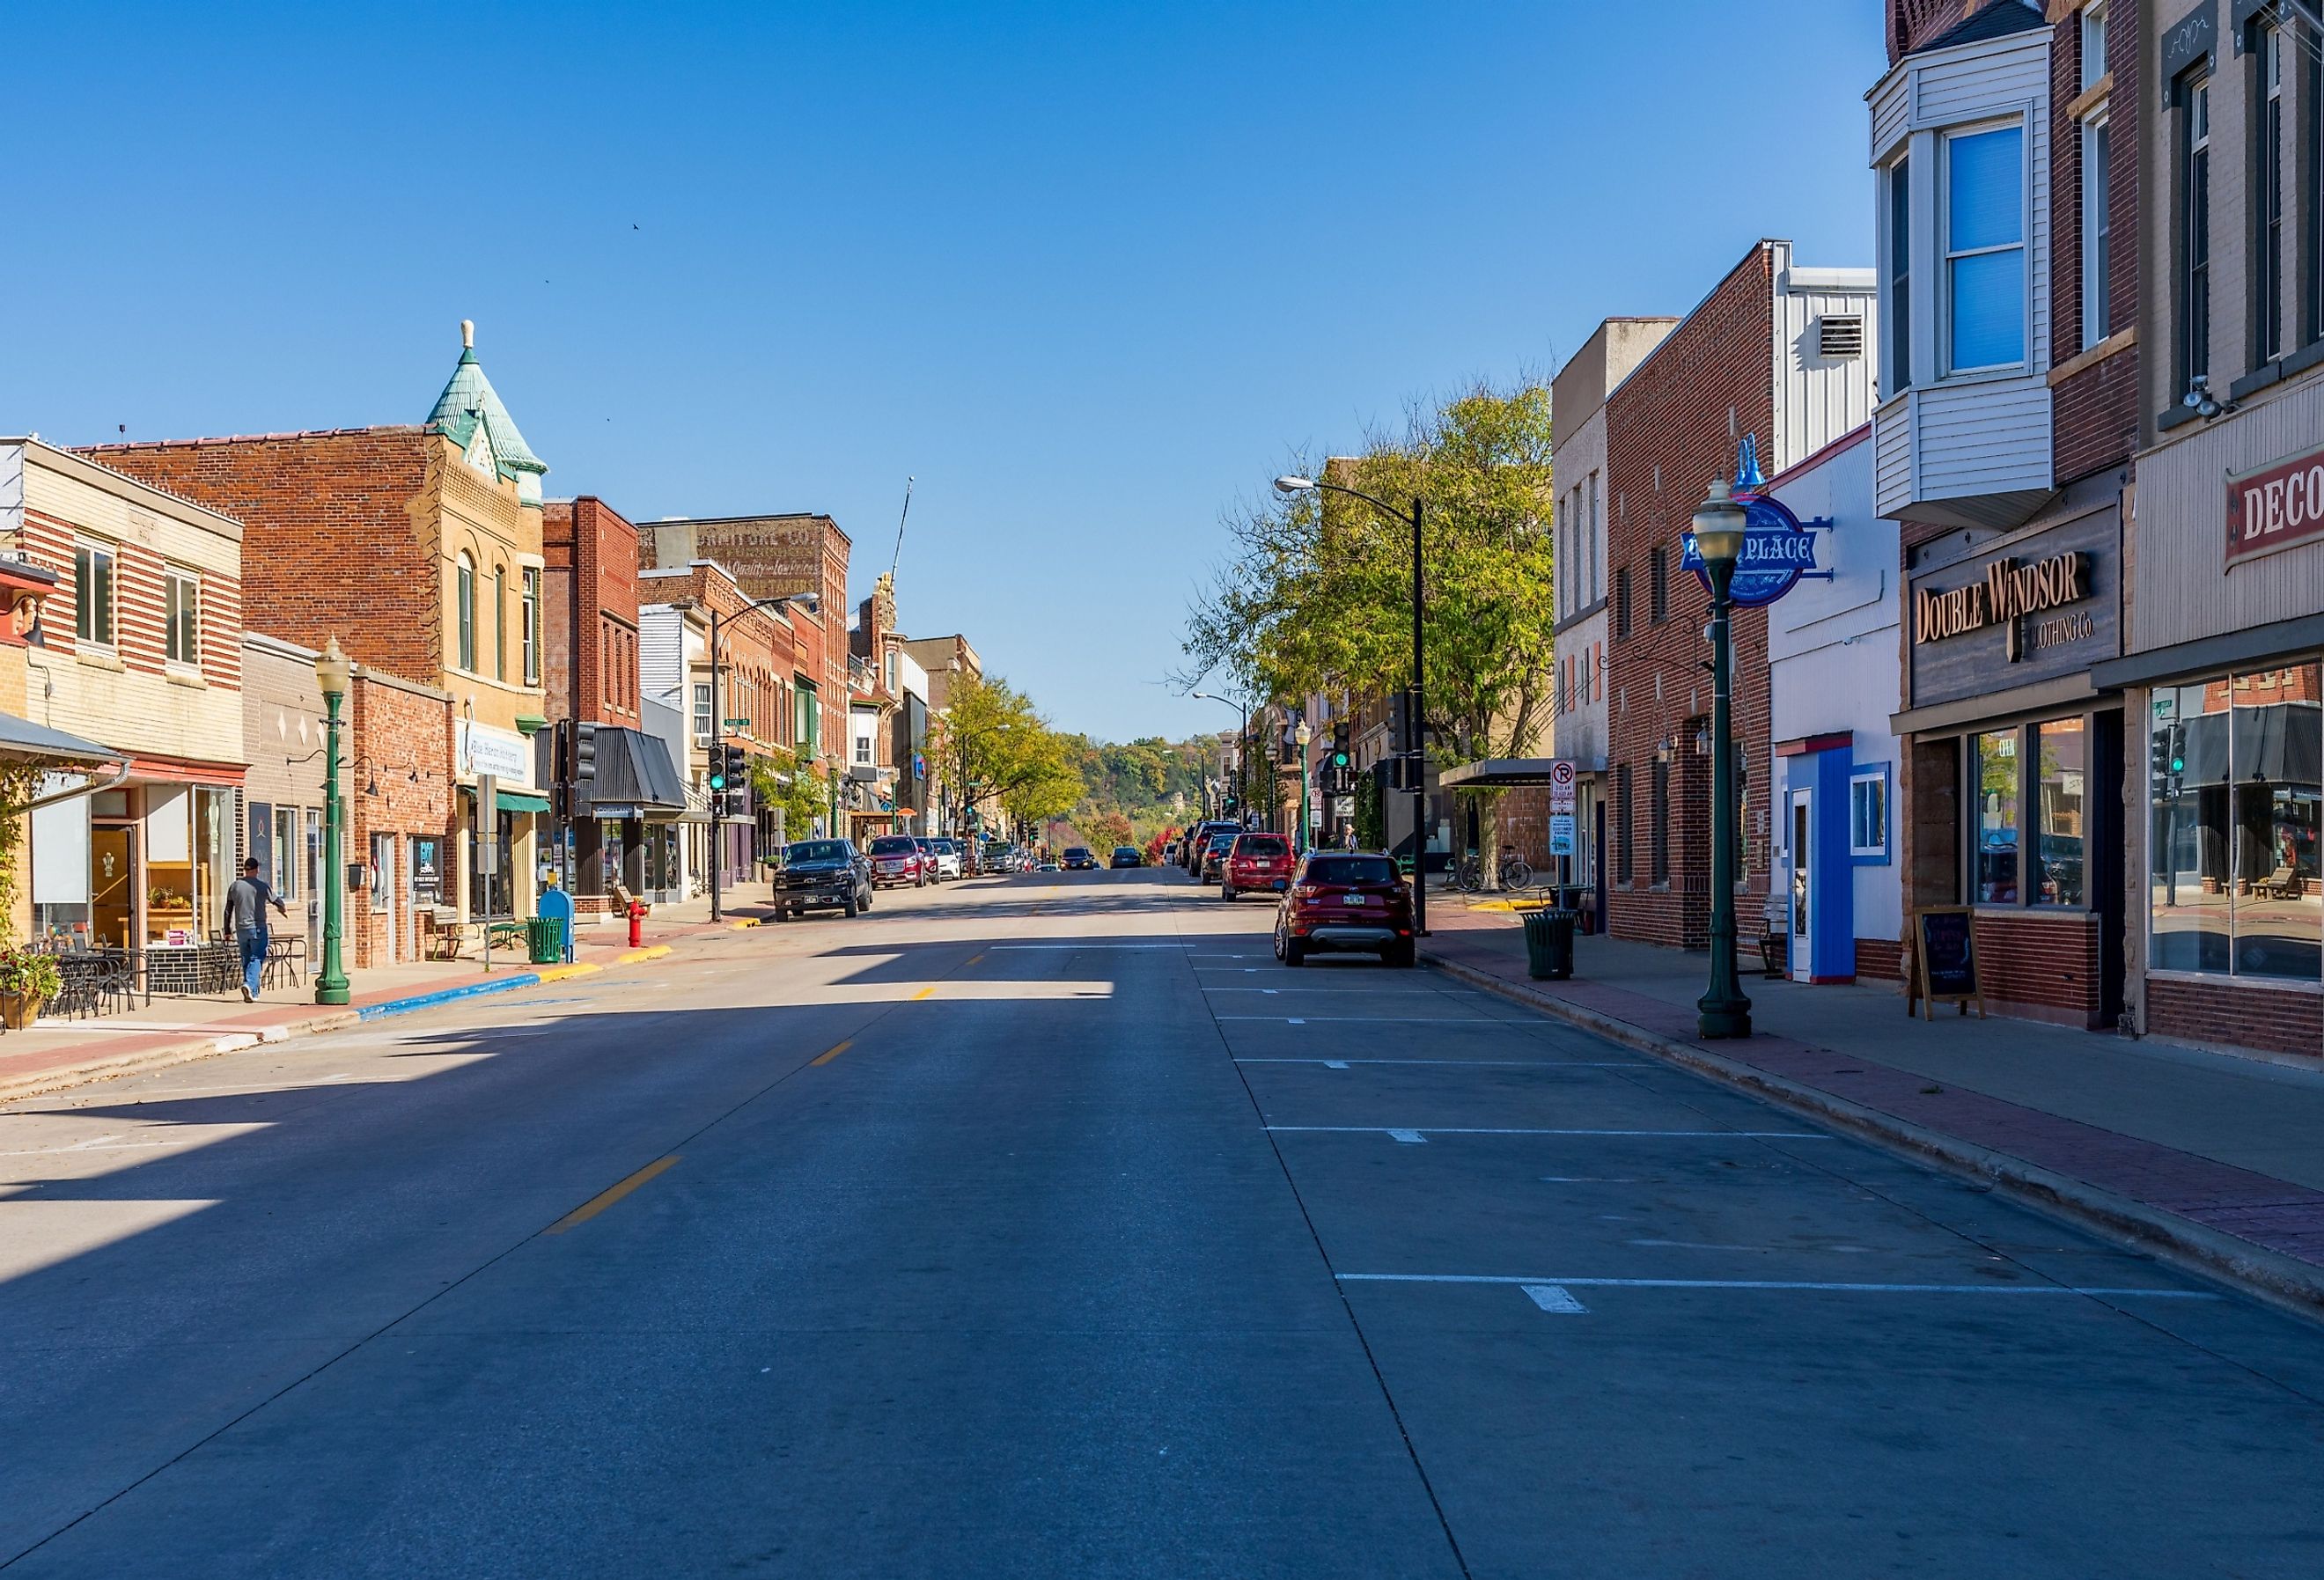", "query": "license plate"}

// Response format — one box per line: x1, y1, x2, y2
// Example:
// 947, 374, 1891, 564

1343, 894, 1368, 904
